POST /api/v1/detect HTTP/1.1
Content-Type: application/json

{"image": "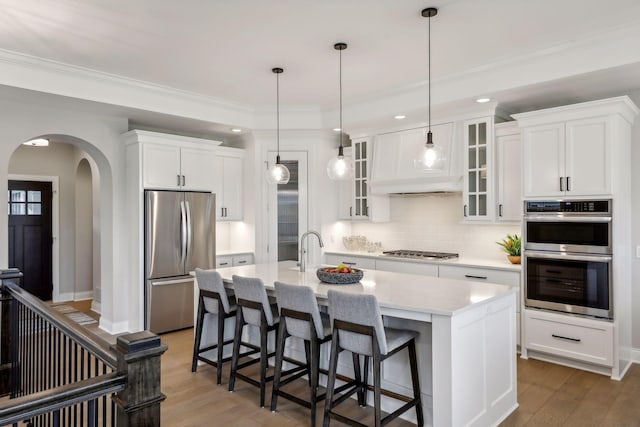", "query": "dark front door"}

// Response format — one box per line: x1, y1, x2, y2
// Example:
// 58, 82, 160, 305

8, 180, 53, 300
